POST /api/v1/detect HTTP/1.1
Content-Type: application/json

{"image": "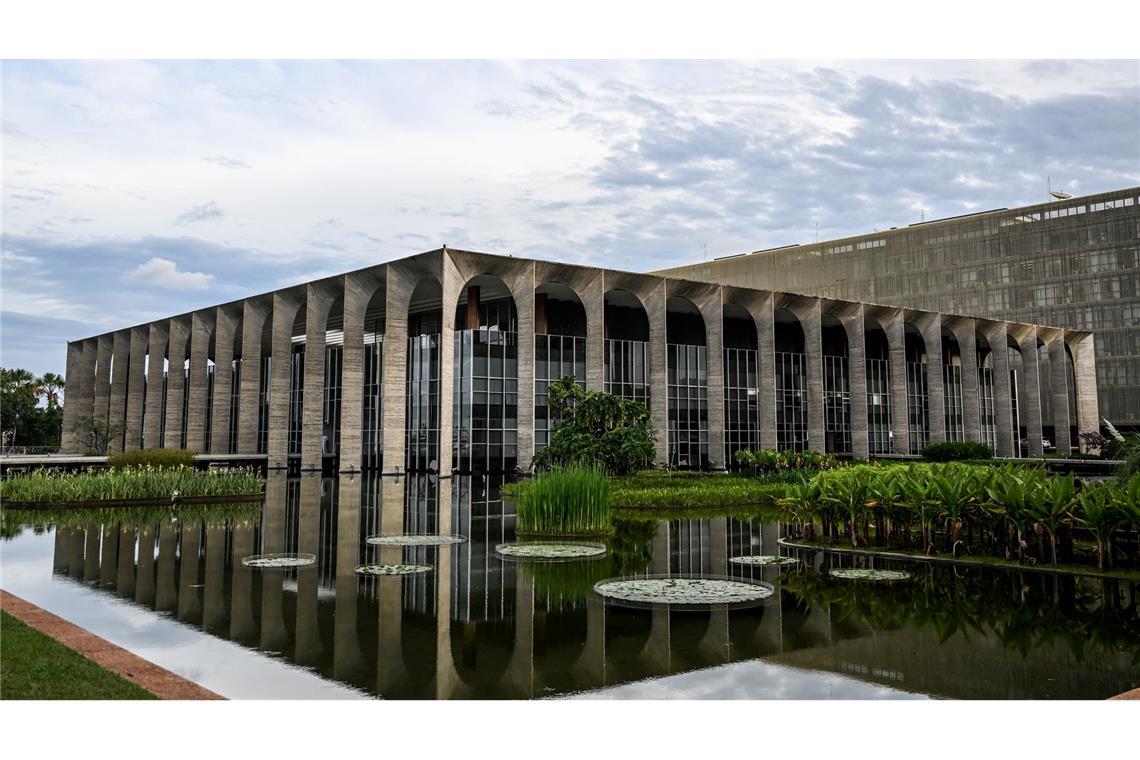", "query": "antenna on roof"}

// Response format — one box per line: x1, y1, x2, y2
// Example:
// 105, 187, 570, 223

1048, 176, 1072, 201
